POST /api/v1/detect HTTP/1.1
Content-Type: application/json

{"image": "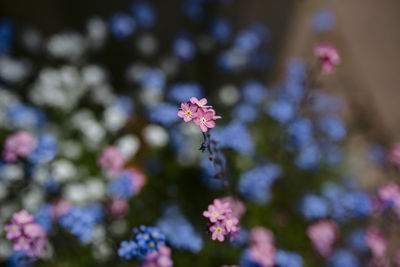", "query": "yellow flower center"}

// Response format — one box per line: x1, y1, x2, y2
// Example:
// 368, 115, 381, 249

186, 110, 192, 116
201, 117, 207, 123
149, 242, 155, 248
212, 212, 218, 217
12, 226, 18, 232
216, 227, 222, 233
227, 220, 232, 225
